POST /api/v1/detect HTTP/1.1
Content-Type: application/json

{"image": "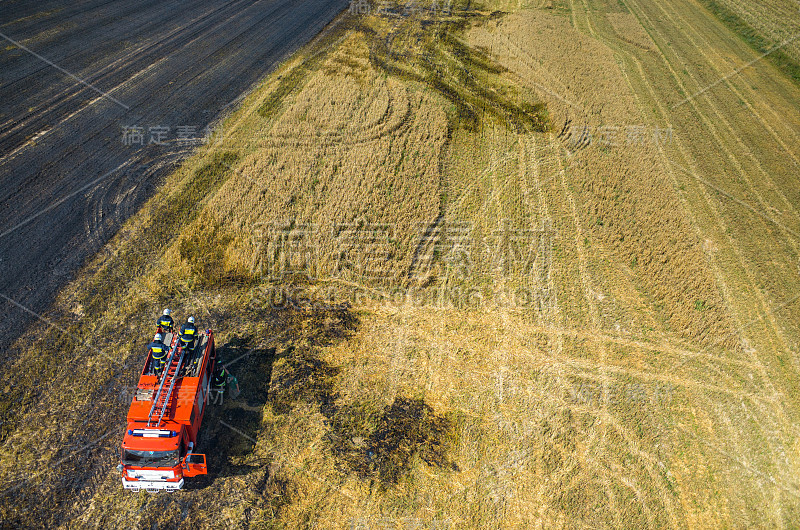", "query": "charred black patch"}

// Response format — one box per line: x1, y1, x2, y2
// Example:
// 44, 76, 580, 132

254, 292, 457, 486
216, 335, 275, 408
264, 310, 458, 488
297, 302, 359, 348
329, 397, 459, 486
200, 408, 262, 475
